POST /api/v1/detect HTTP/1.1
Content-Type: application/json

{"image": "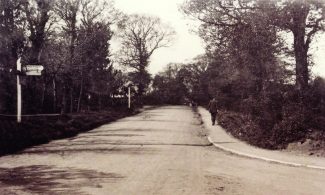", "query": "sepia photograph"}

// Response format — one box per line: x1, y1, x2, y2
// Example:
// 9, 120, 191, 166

0, 0, 324, 194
